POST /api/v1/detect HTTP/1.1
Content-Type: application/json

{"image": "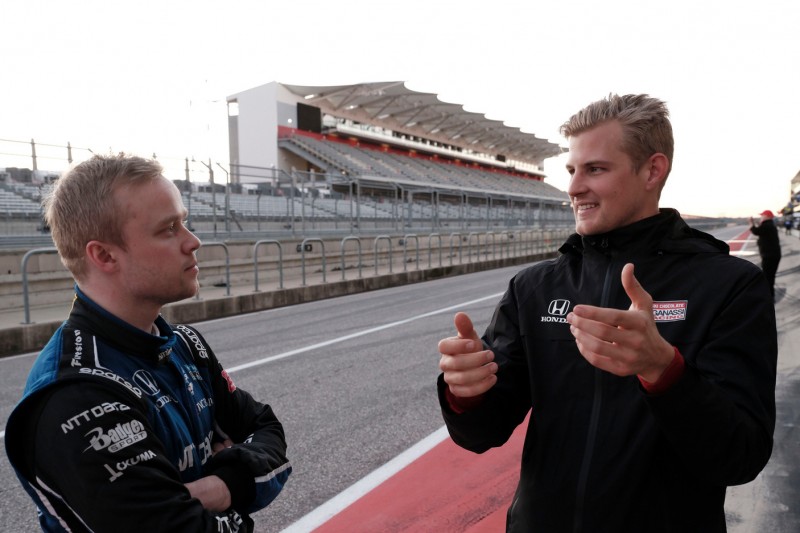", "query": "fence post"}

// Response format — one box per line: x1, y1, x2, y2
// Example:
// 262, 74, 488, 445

373, 235, 393, 275
301, 238, 326, 286
340, 236, 362, 280
195, 242, 230, 298
253, 240, 283, 291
